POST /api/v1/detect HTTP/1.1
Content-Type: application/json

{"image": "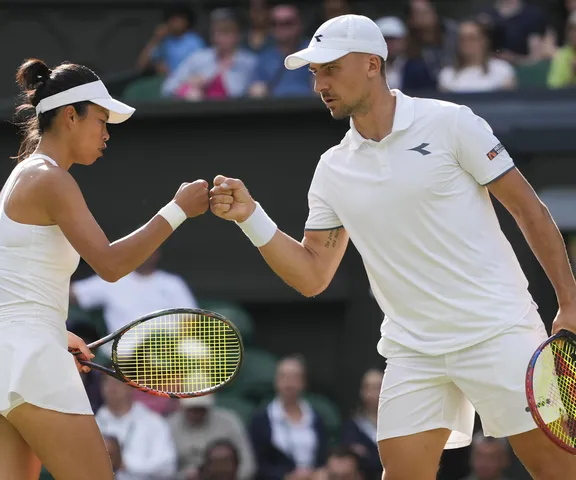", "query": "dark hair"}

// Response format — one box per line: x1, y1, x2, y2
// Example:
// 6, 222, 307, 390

204, 439, 240, 464
13, 58, 99, 162
163, 2, 196, 25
